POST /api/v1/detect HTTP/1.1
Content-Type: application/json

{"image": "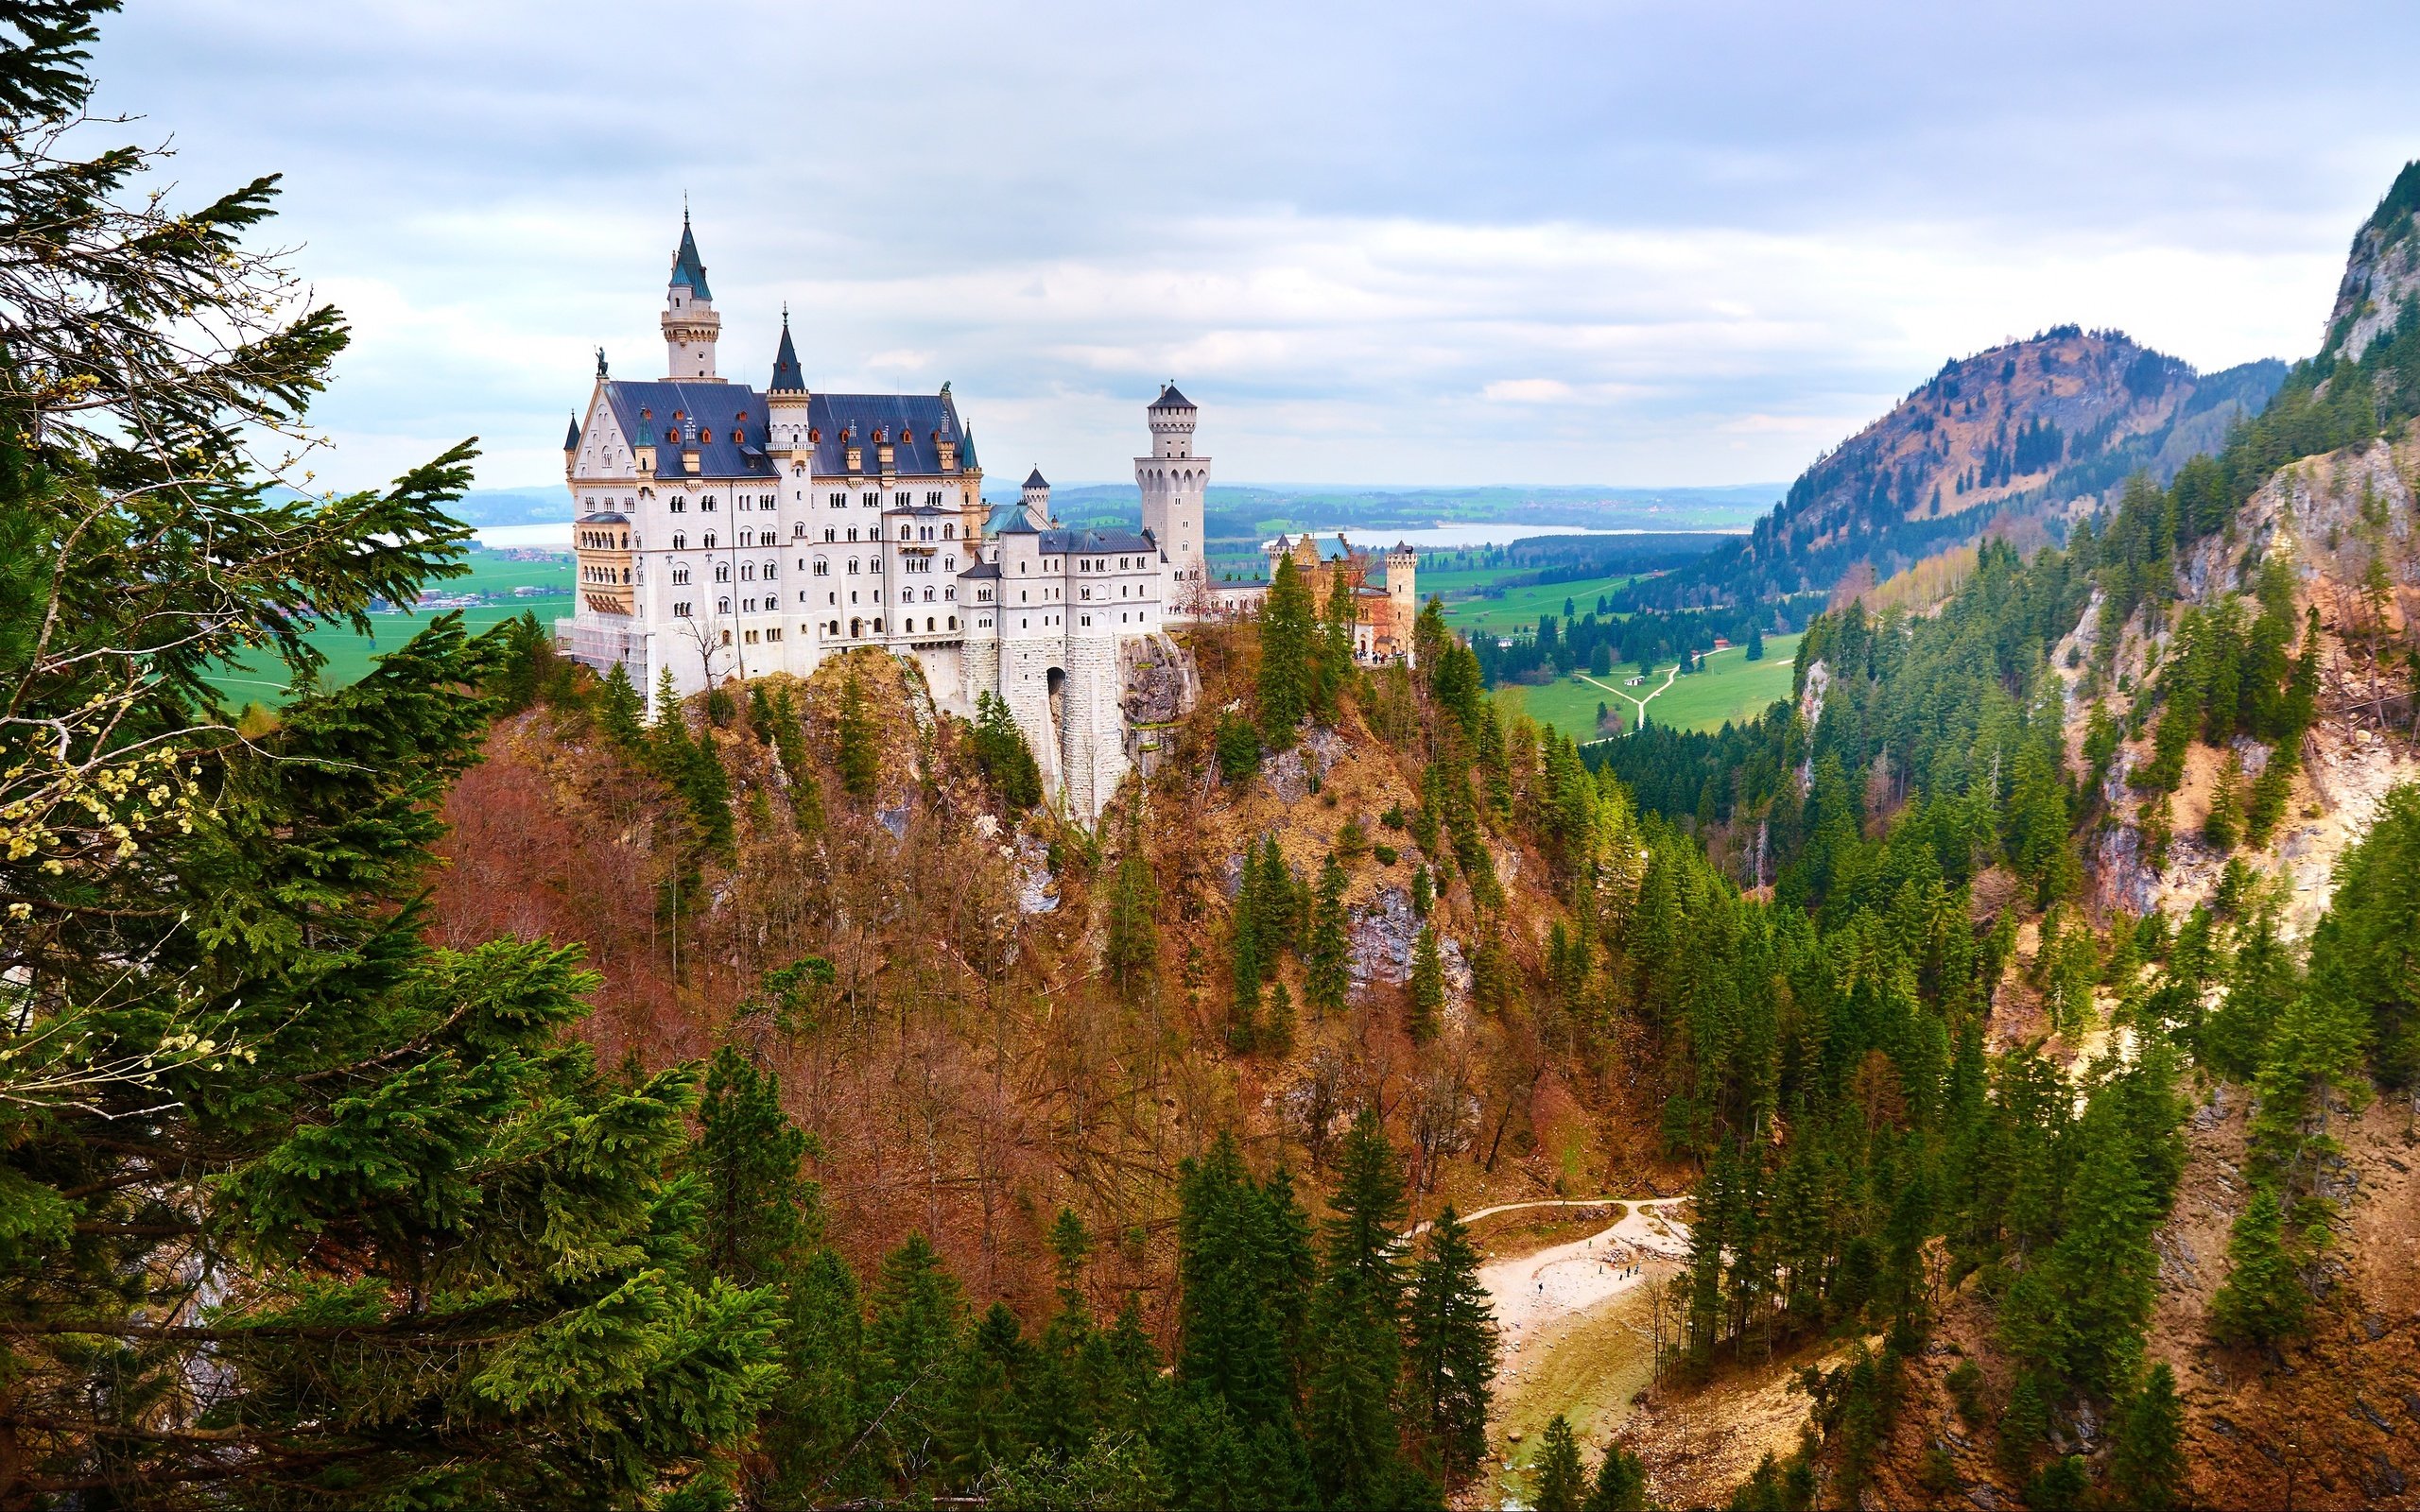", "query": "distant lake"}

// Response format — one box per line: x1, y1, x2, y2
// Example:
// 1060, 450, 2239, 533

1264, 523, 1745, 551
471, 520, 1749, 553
